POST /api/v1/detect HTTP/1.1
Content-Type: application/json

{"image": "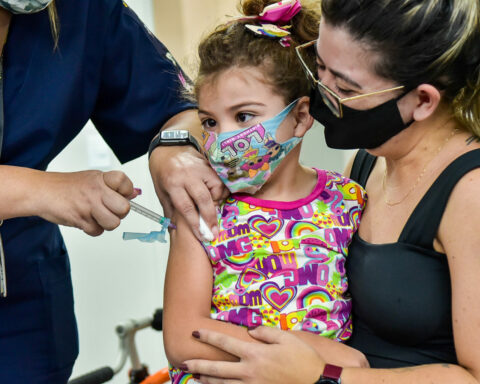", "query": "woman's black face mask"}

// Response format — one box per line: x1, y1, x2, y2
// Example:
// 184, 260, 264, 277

309, 86, 413, 150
